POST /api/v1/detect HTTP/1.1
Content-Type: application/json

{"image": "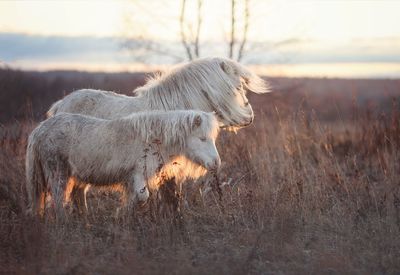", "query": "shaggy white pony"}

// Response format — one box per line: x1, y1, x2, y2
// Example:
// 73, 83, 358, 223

26, 110, 220, 216
47, 57, 269, 129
